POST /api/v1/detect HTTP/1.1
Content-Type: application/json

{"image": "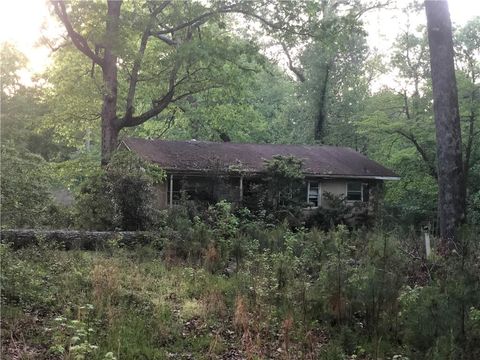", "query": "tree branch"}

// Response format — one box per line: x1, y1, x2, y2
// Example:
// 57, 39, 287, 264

281, 43, 305, 82
236, 10, 282, 30
396, 129, 438, 179
352, 1, 390, 21
151, 33, 178, 46
124, 1, 173, 120
150, 0, 172, 16
124, 30, 150, 119
155, 4, 239, 35
121, 60, 180, 128
172, 85, 223, 103
51, 1, 104, 67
